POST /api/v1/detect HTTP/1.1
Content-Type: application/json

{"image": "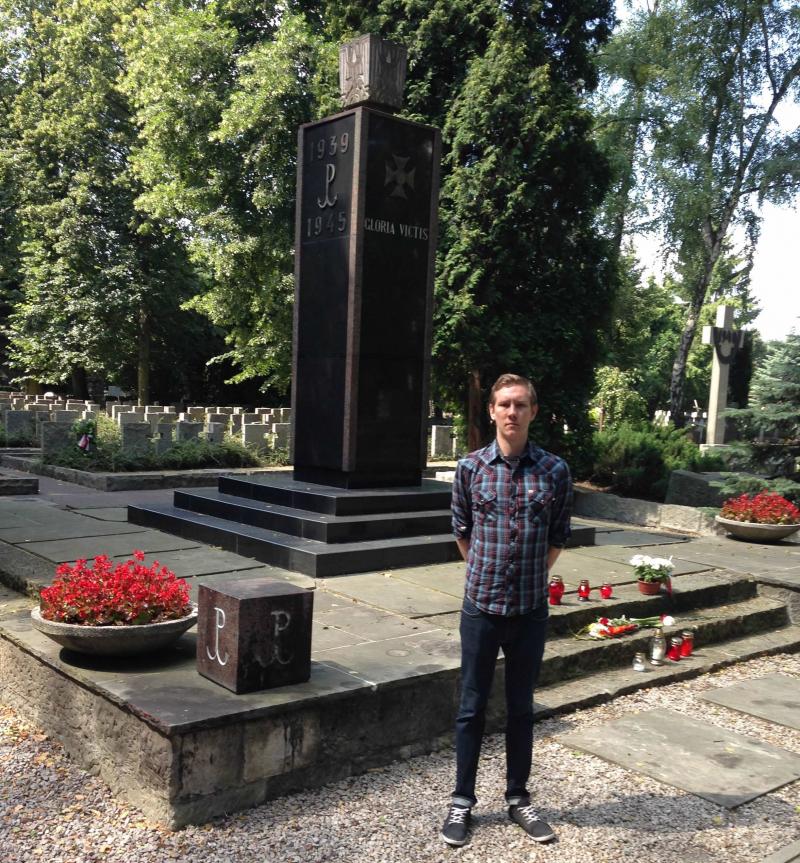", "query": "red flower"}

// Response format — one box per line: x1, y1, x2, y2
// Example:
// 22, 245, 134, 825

39, 553, 191, 626
720, 492, 800, 525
